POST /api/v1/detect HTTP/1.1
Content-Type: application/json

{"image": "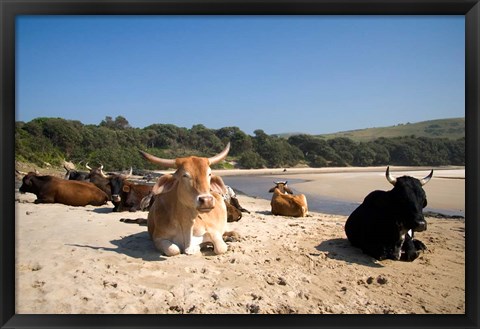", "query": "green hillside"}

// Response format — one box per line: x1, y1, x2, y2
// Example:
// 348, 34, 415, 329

316, 118, 465, 142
